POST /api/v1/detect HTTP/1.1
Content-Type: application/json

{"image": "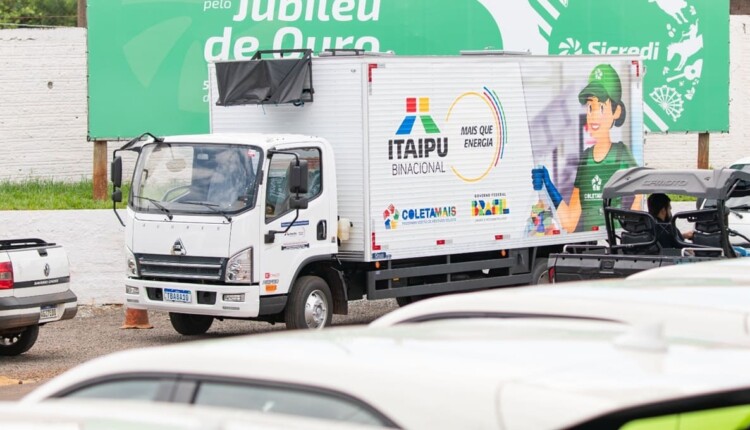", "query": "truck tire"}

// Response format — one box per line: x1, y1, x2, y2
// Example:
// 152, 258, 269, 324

0, 325, 39, 356
169, 313, 214, 335
530, 258, 551, 285
285, 276, 332, 330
